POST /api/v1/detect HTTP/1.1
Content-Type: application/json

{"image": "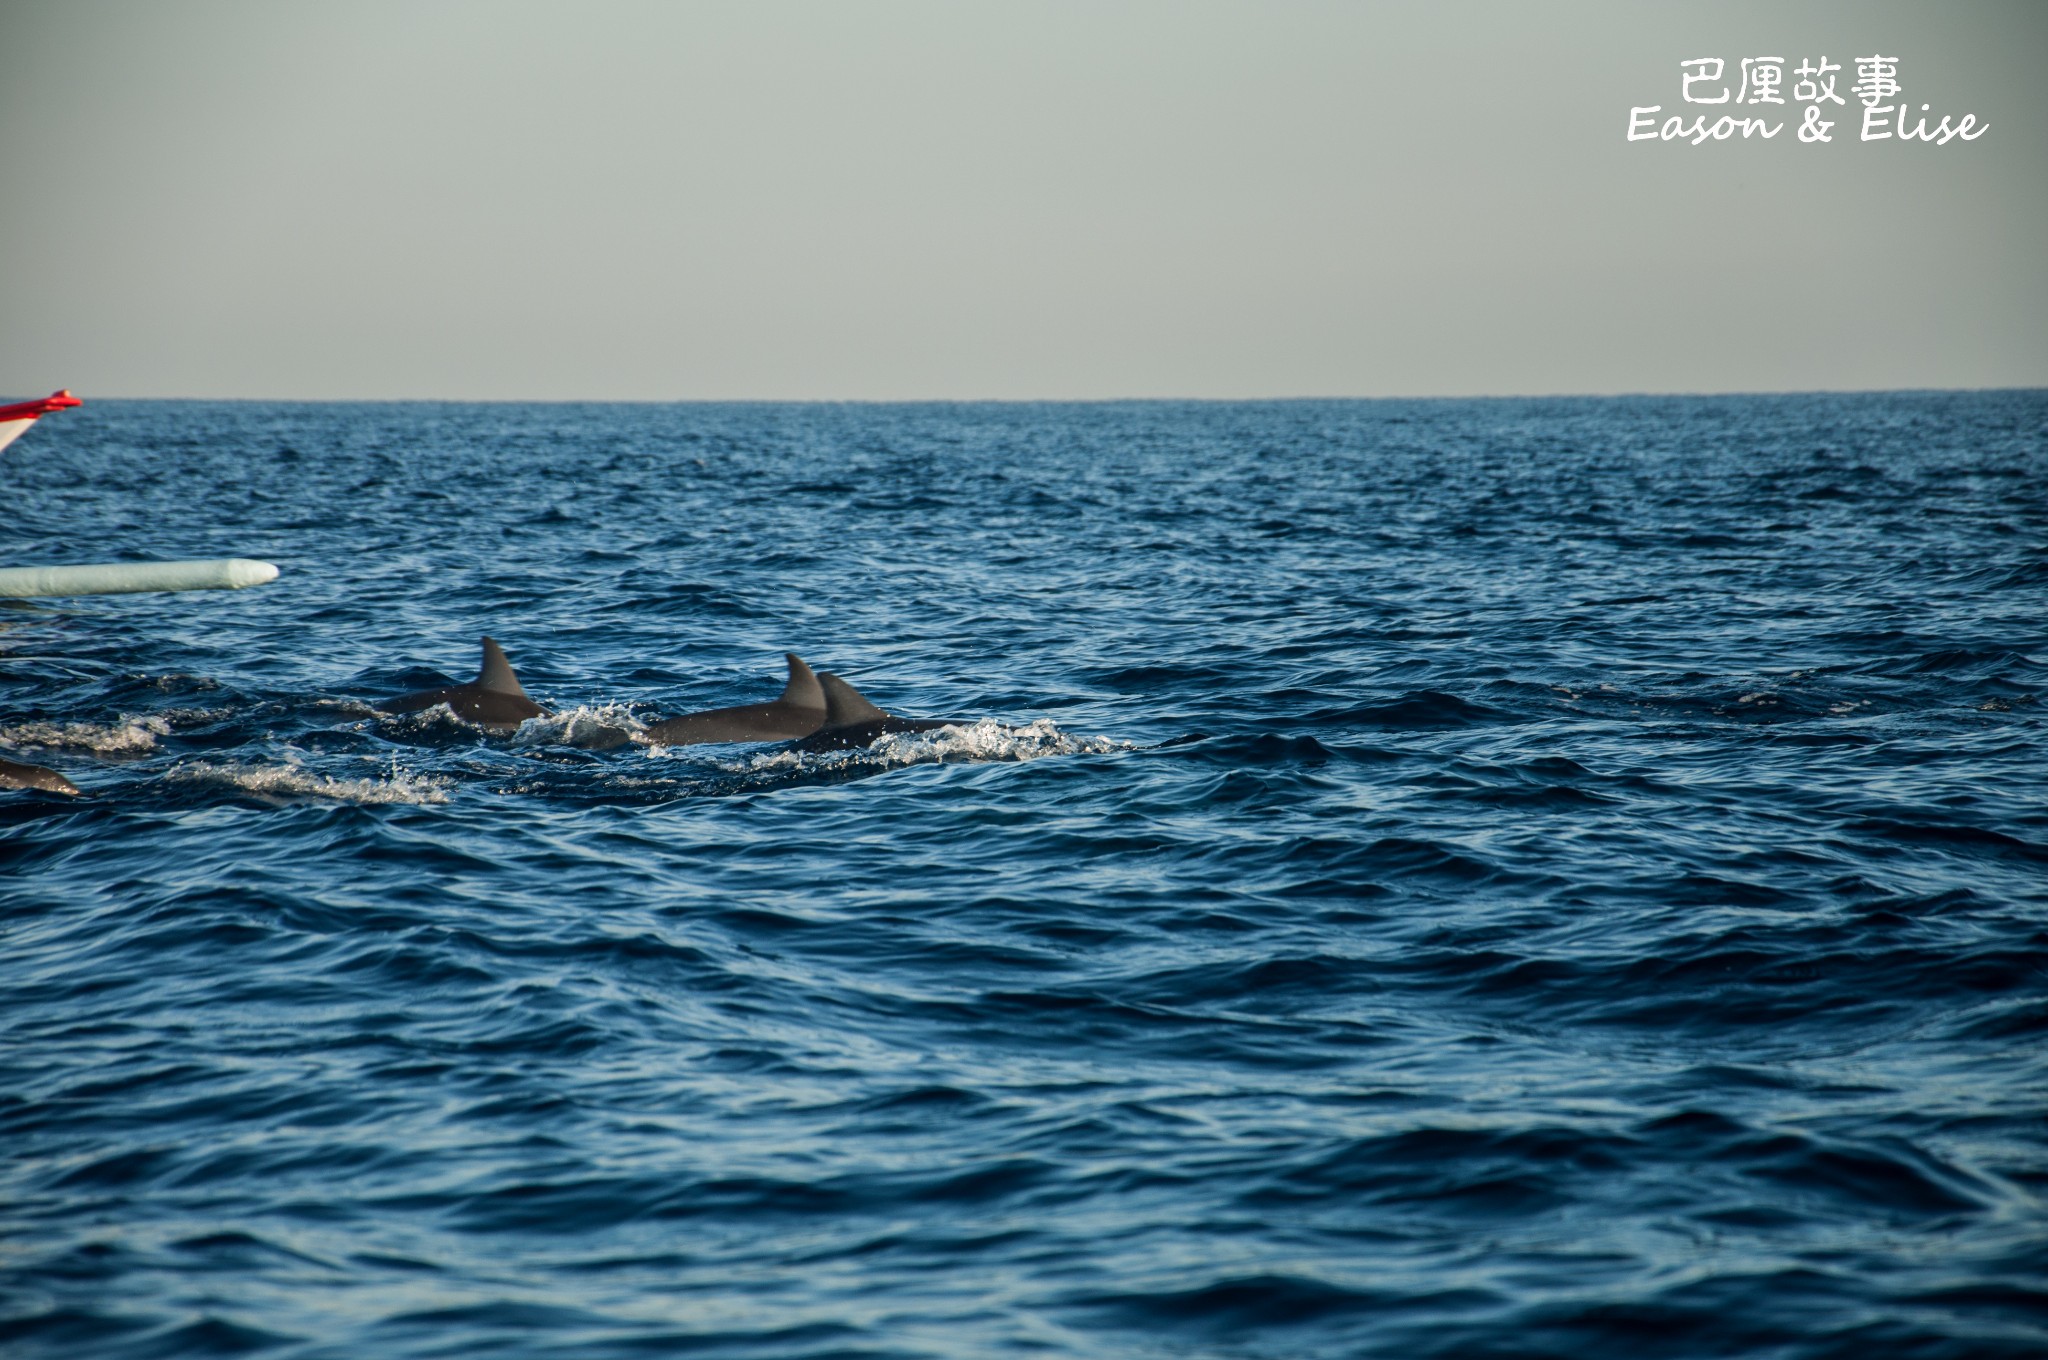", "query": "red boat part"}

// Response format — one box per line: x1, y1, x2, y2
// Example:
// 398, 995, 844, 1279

0, 390, 82, 423
0, 389, 81, 455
